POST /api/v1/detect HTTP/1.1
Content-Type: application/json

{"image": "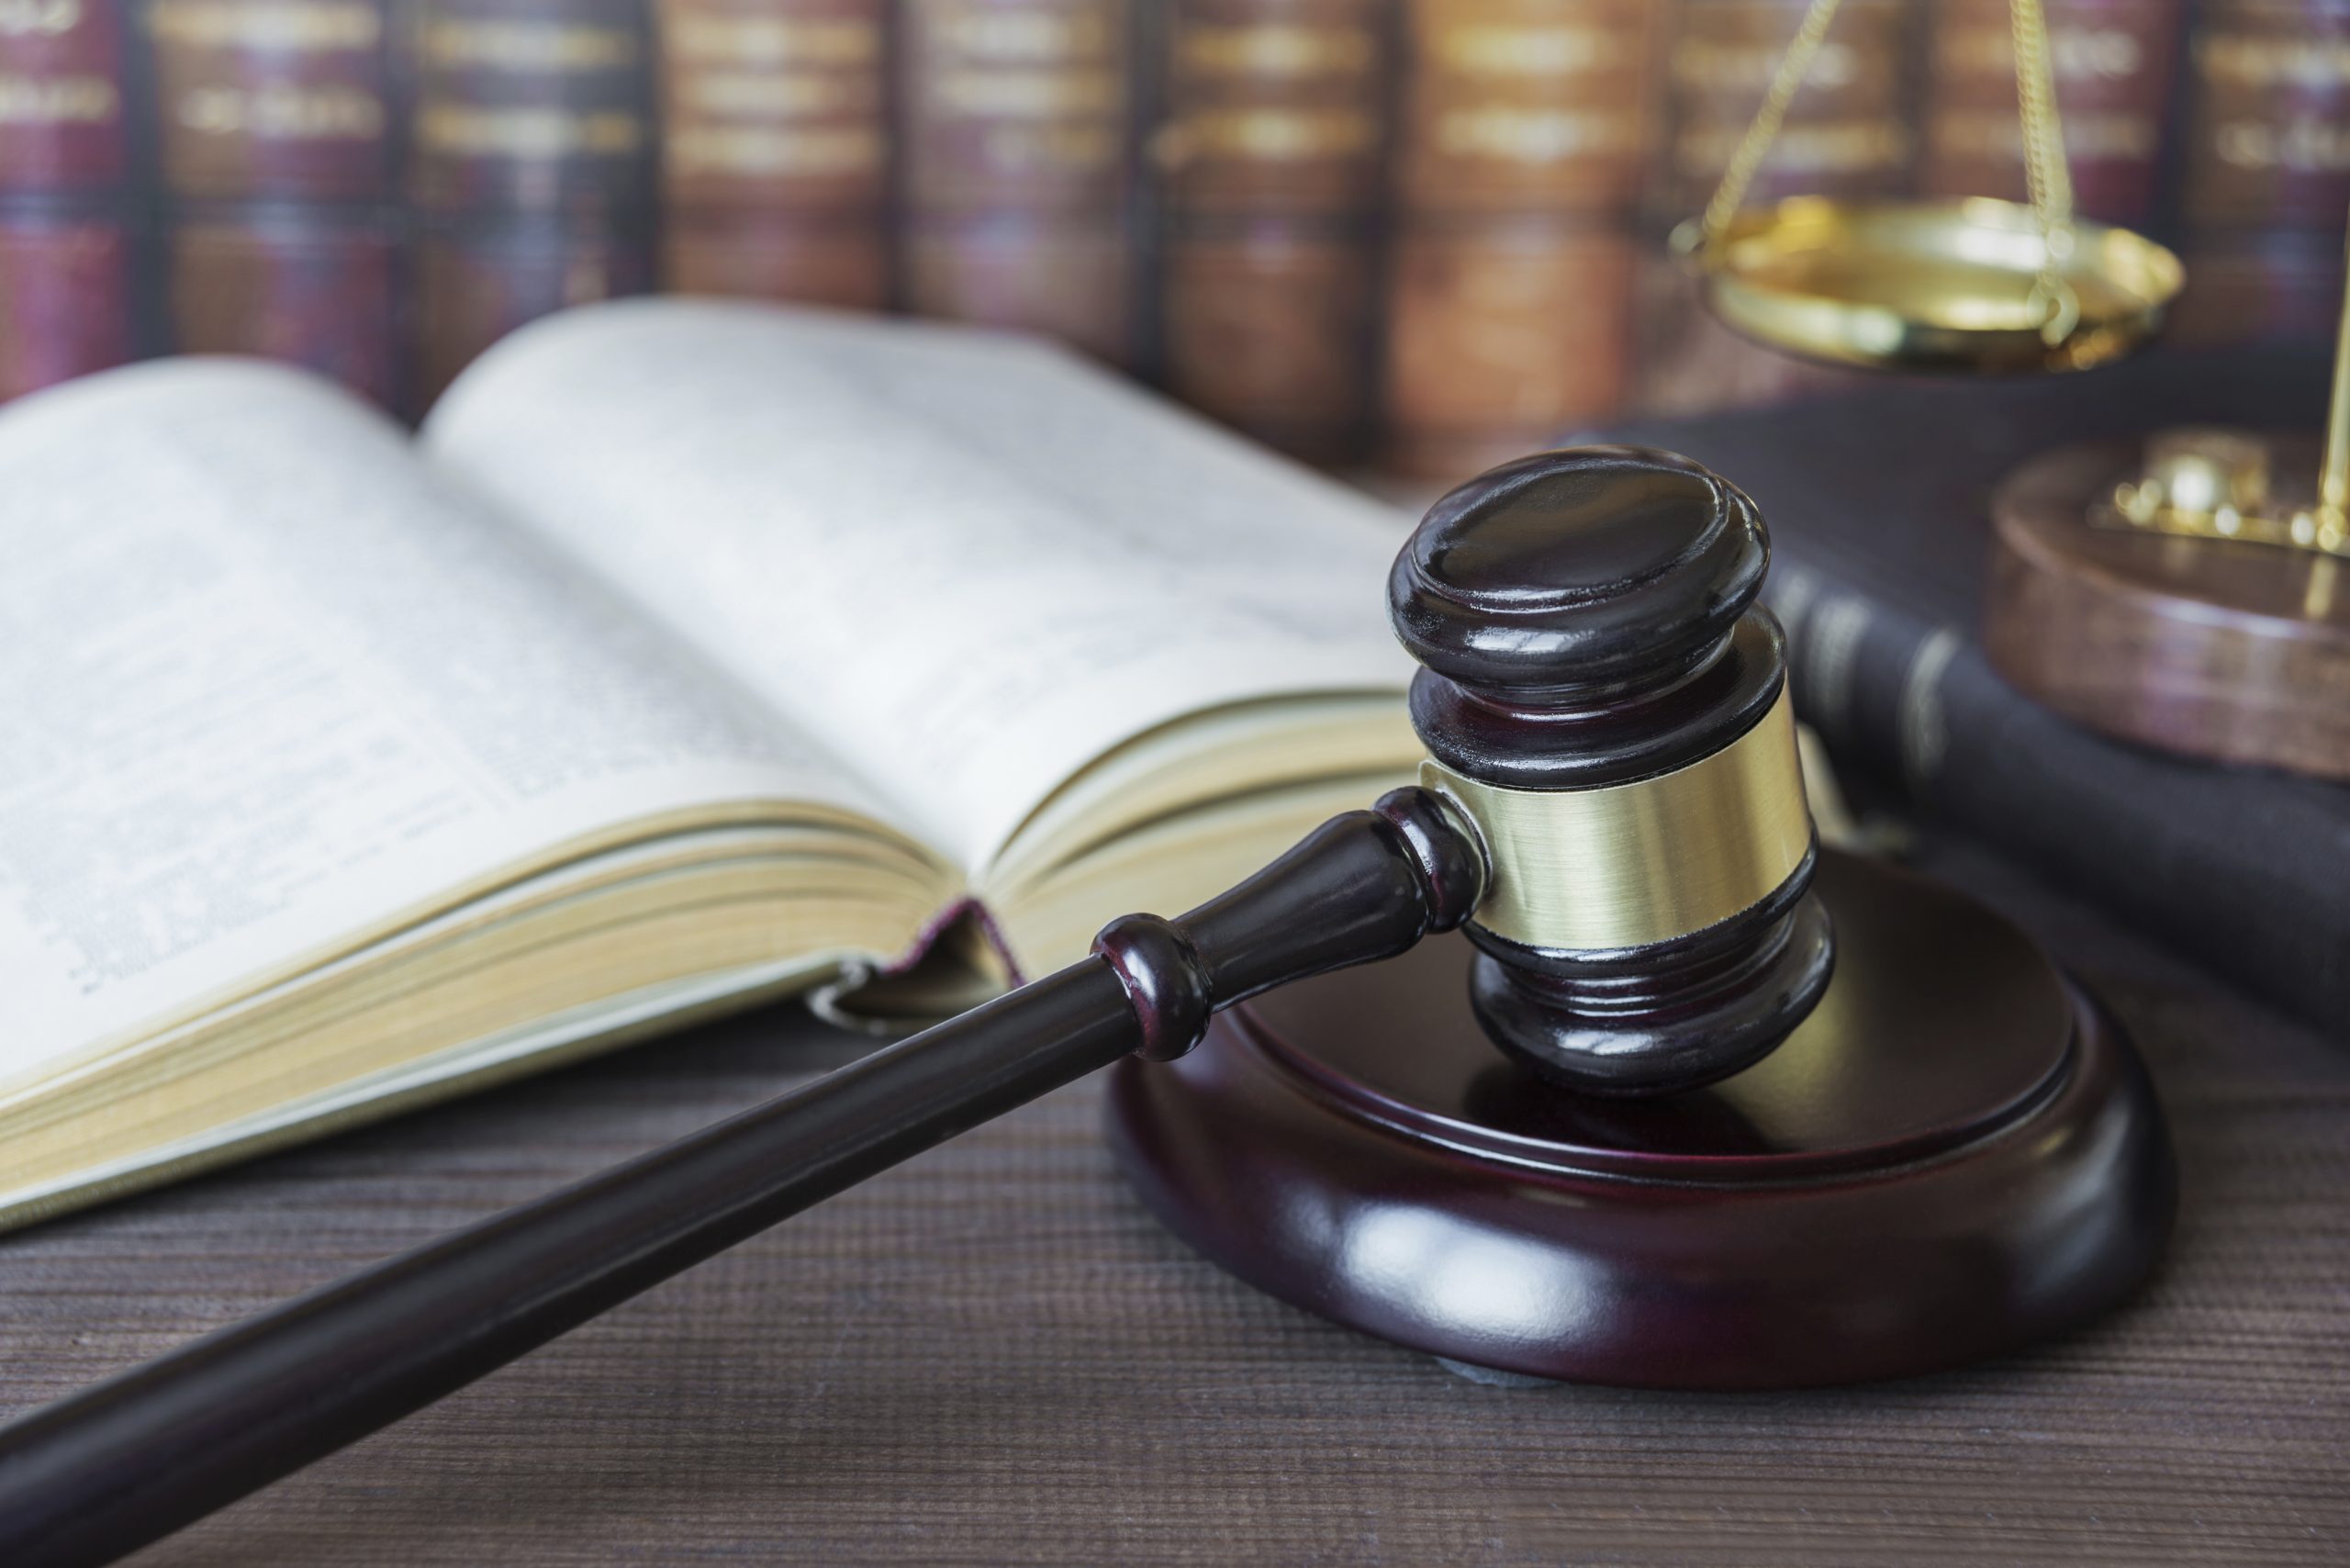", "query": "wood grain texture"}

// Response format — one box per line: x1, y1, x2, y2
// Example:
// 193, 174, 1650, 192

1986, 441, 2350, 780
2, 837, 2344, 1567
